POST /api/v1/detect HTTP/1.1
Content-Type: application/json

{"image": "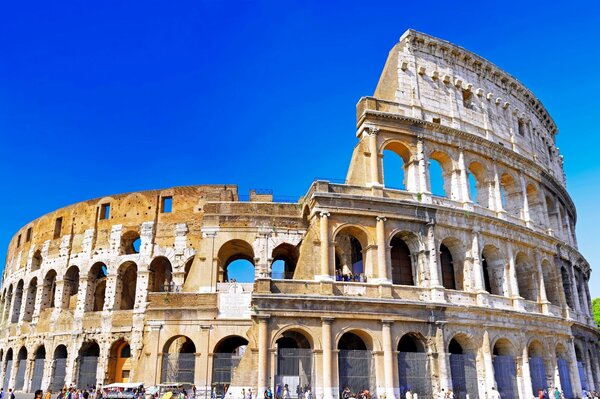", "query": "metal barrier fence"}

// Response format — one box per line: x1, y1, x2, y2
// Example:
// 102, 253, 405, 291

398, 352, 432, 399
578, 361, 588, 391
212, 353, 243, 395
449, 354, 478, 399
161, 353, 195, 384
52, 358, 68, 391
30, 358, 45, 391
529, 357, 547, 394
275, 348, 313, 398
338, 350, 373, 395
4, 360, 12, 389
15, 360, 26, 390
558, 358, 573, 399
493, 356, 518, 399
78, 356, 99, 389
